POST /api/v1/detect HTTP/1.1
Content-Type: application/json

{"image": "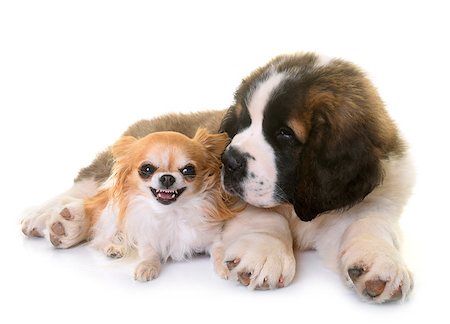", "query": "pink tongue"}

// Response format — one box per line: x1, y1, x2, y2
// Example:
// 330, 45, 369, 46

158, 192, 174, 200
